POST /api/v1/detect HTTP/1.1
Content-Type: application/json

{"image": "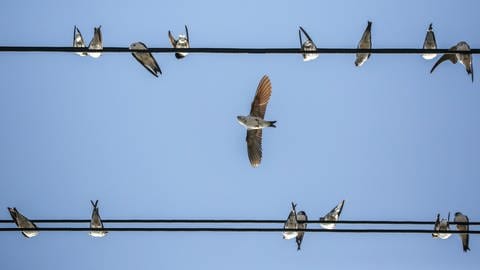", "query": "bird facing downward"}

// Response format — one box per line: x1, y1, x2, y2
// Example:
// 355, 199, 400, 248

237, 75, 276, 167
355, 21, 372, 67
454, 212, 470, 252
430, 41, 473, 82
130, 42, 162, 77
7, 207, 39, 238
